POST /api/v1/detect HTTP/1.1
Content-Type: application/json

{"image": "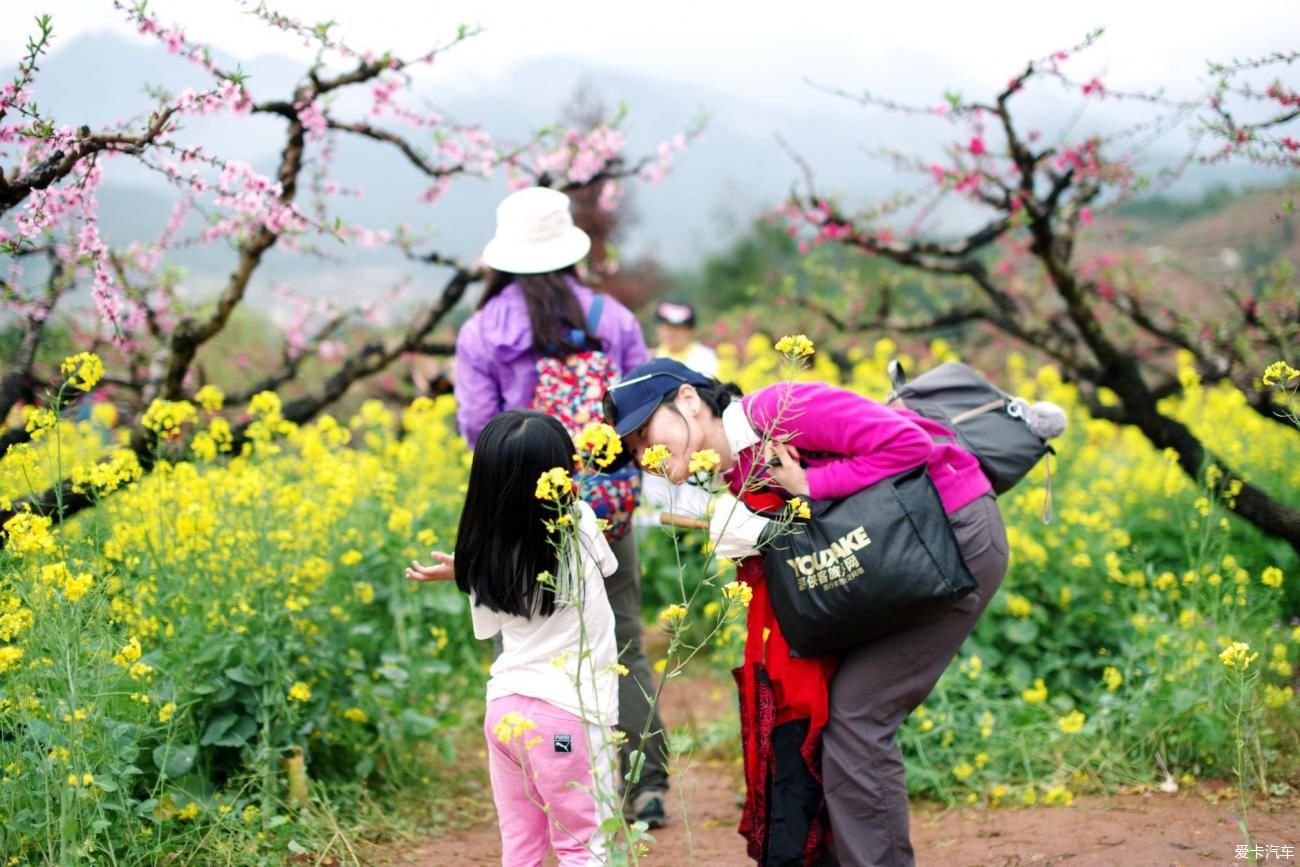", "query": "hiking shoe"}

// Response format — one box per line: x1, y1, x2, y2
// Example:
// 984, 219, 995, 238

628, 790, 668, 829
